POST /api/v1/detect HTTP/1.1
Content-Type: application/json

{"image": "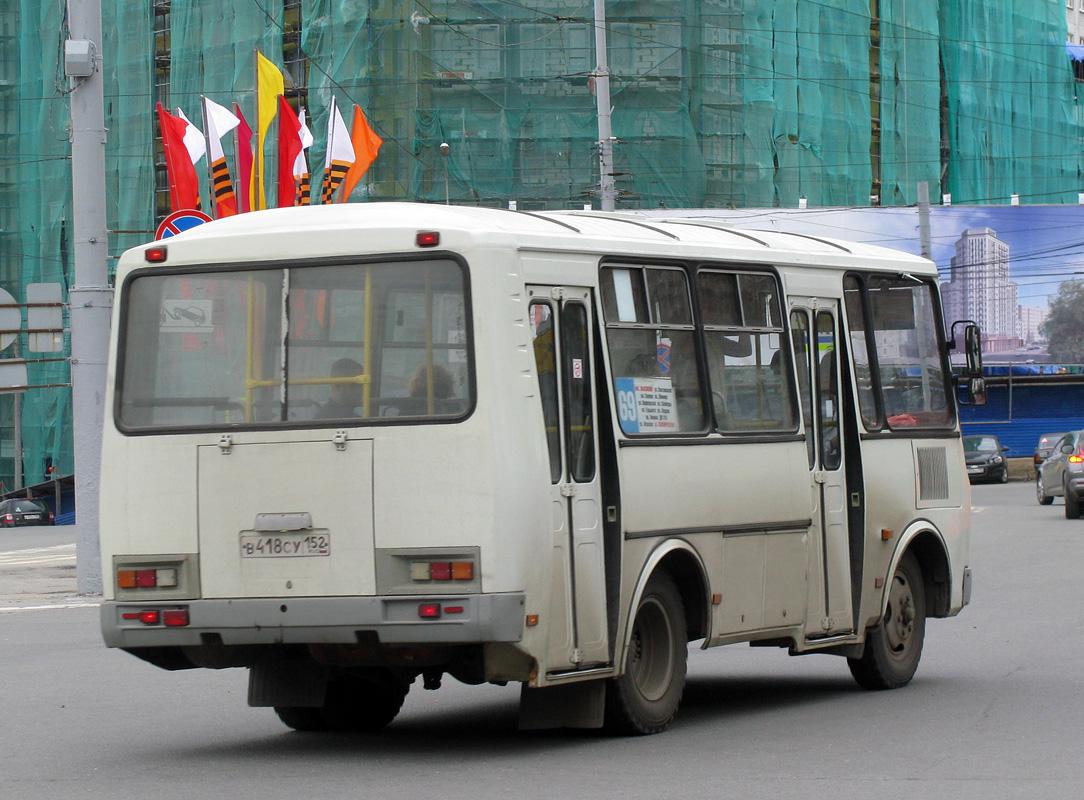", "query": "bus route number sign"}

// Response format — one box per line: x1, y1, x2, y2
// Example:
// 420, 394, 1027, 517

615, 377, 678, 434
